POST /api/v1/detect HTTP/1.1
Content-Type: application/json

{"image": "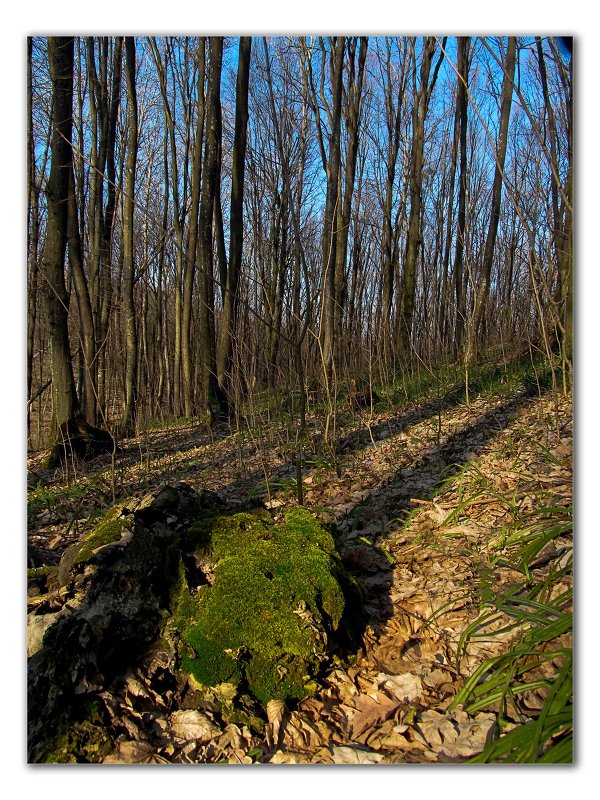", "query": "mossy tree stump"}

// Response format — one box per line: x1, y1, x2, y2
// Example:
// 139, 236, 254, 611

27, 483, 365, 761
176, 507, 356, 704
